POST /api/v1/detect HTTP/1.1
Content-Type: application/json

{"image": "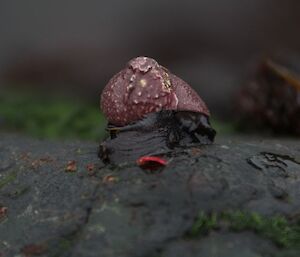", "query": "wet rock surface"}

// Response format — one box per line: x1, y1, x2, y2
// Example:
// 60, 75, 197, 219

0, 133, 300, 257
